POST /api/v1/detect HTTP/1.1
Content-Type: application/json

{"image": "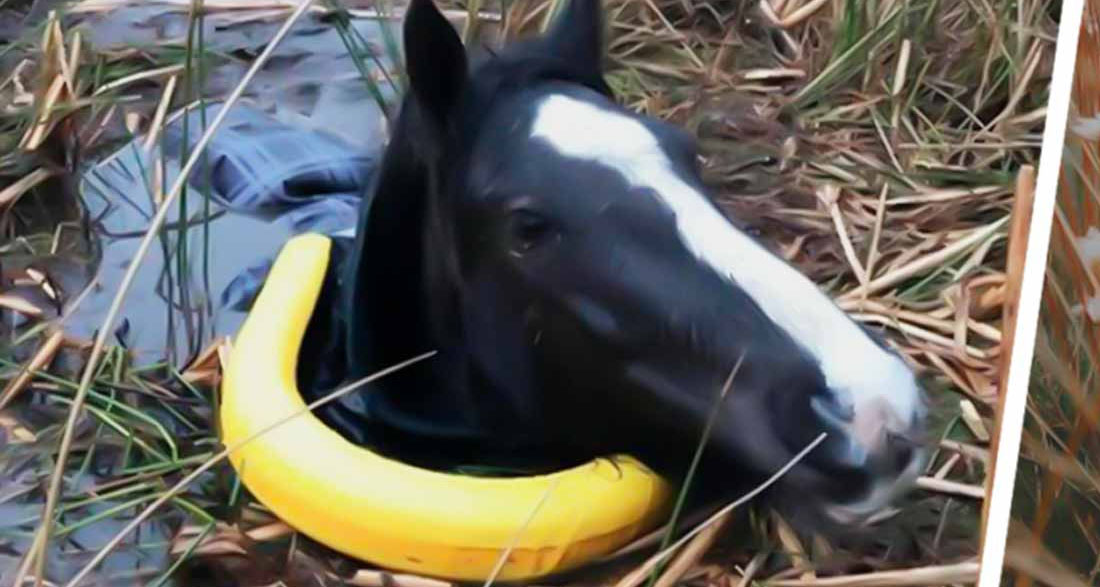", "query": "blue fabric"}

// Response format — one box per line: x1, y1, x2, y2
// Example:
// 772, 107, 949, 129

159, 103, 370, 215
77, 102, 375, 363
